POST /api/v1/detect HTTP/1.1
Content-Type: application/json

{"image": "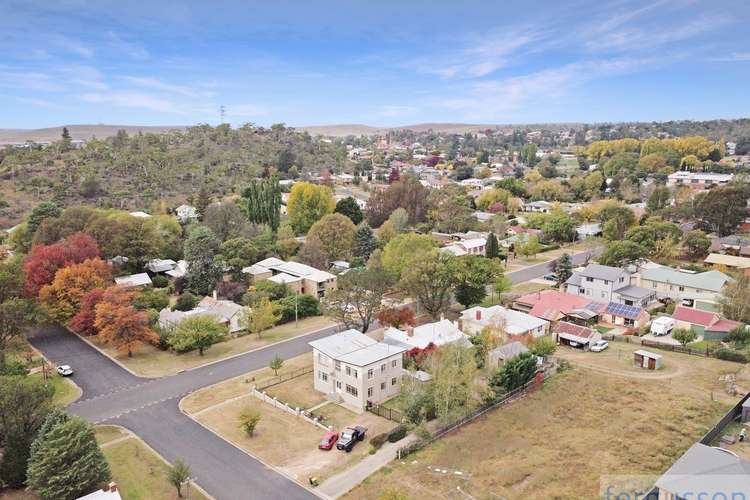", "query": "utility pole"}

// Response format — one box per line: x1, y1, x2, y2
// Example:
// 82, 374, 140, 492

219, 105, 226, 124
295, 290, 299, 329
